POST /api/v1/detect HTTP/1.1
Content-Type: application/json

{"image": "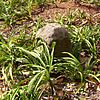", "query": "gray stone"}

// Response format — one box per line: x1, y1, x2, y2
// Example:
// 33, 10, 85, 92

36, 23, 71, 57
